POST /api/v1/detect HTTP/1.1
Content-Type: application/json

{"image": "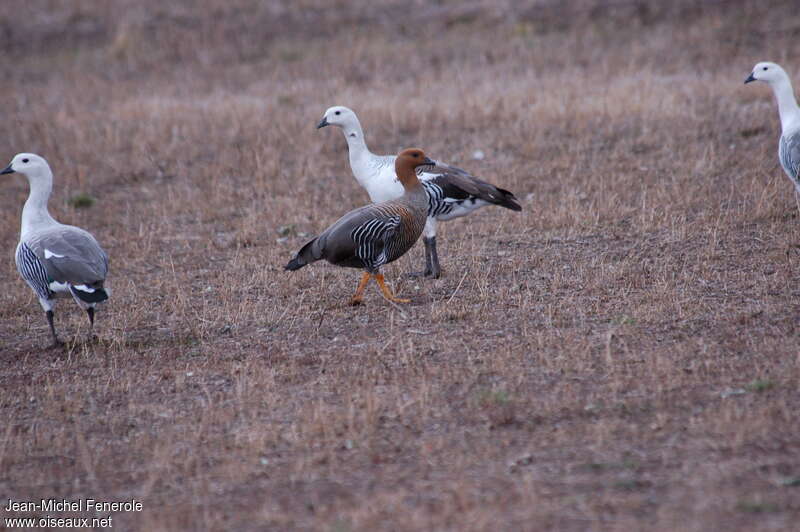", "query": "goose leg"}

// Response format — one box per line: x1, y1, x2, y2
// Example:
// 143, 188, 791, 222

374, 273, 410, 304
423, 237, 434, 276
86, 307, 95, 339
406, 241, 433, 278
45, 310, 61, 347
423, 218, 441, 278
408, 218, 440, 279
425, 236, 441, 279
350, 272, 373, 306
